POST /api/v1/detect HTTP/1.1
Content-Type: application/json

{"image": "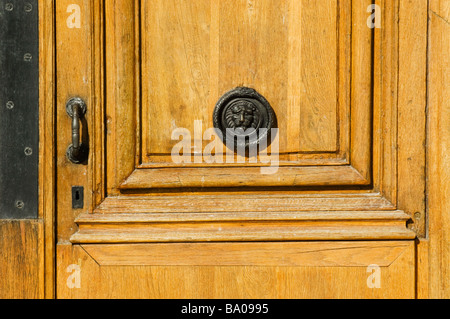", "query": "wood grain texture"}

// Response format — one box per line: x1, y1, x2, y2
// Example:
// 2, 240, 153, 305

0, 221, 42, 299
416, 239, 430, 298
141, 0, 343, 157
425, 0, 450, 298
296, 0, 338, 152
11, 0, 443, 300
71, 210, 414, 243
120, 165, 369, 189
51, 0, 435, 299
57, 242, 415, 299
77, 210, 409, 223
39, 0, 56, 299
105, 0, 138, 195
376, 0, 404, 206
350, 0, 373, 181
56, 0, 95, 243
142, 0, 211, 155
336, 0, 352, 162
0, 0, 56, 300
71, 193, 405, 243
93, 0, 379, 192
91, 1, 106, 207
63, 0, 413, 261
71, 225, 414, 244
83, 241, 412, 267
93, 193, 397, 213
134, 0, 369, 171
373, 0, 398, 204
397, 0, 427, 238
101, 0, 375, 191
